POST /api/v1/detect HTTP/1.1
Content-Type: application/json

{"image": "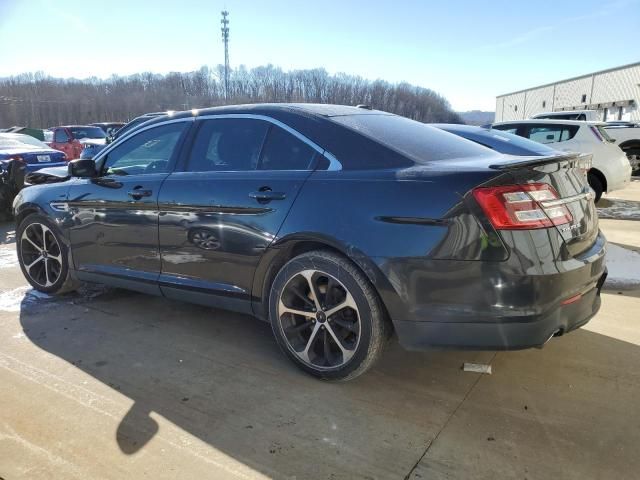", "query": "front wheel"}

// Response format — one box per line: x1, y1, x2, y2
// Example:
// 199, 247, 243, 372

269, 250, 390, 381
17, 213, 77, 294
